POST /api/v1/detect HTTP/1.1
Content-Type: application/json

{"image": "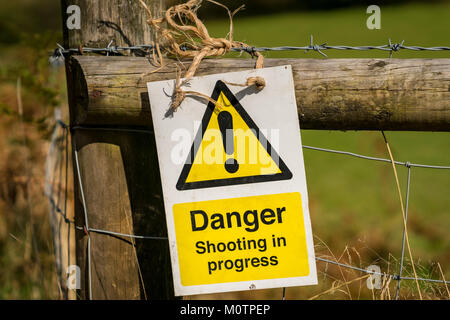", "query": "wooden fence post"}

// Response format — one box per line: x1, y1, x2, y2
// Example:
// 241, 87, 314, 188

60, 0, 450, 301
61, 0, 175, 300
